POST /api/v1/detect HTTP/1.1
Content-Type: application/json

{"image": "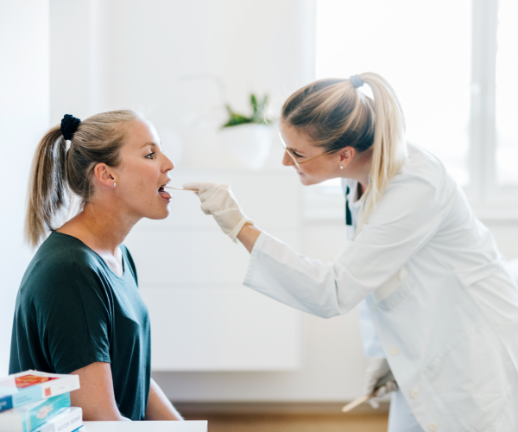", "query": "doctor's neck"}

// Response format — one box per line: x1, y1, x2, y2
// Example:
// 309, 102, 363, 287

342, 147, 372, 196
